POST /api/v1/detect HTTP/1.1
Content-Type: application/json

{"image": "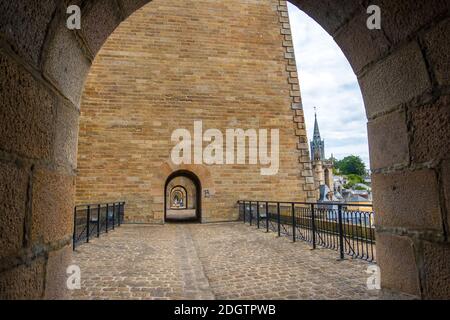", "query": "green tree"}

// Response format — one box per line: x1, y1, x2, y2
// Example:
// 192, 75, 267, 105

335, 155, 366, 176
343, 174, 364, 189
